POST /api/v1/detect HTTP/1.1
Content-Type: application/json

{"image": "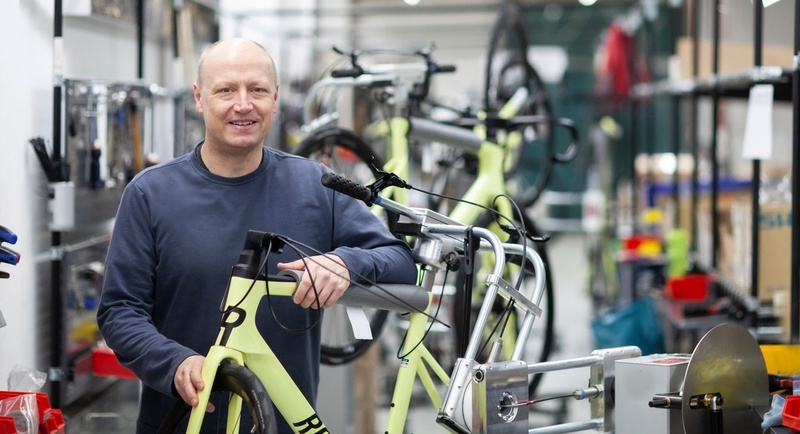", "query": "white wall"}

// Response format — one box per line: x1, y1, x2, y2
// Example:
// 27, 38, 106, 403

0, 0, 55, 387
0, 0, 177, 393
